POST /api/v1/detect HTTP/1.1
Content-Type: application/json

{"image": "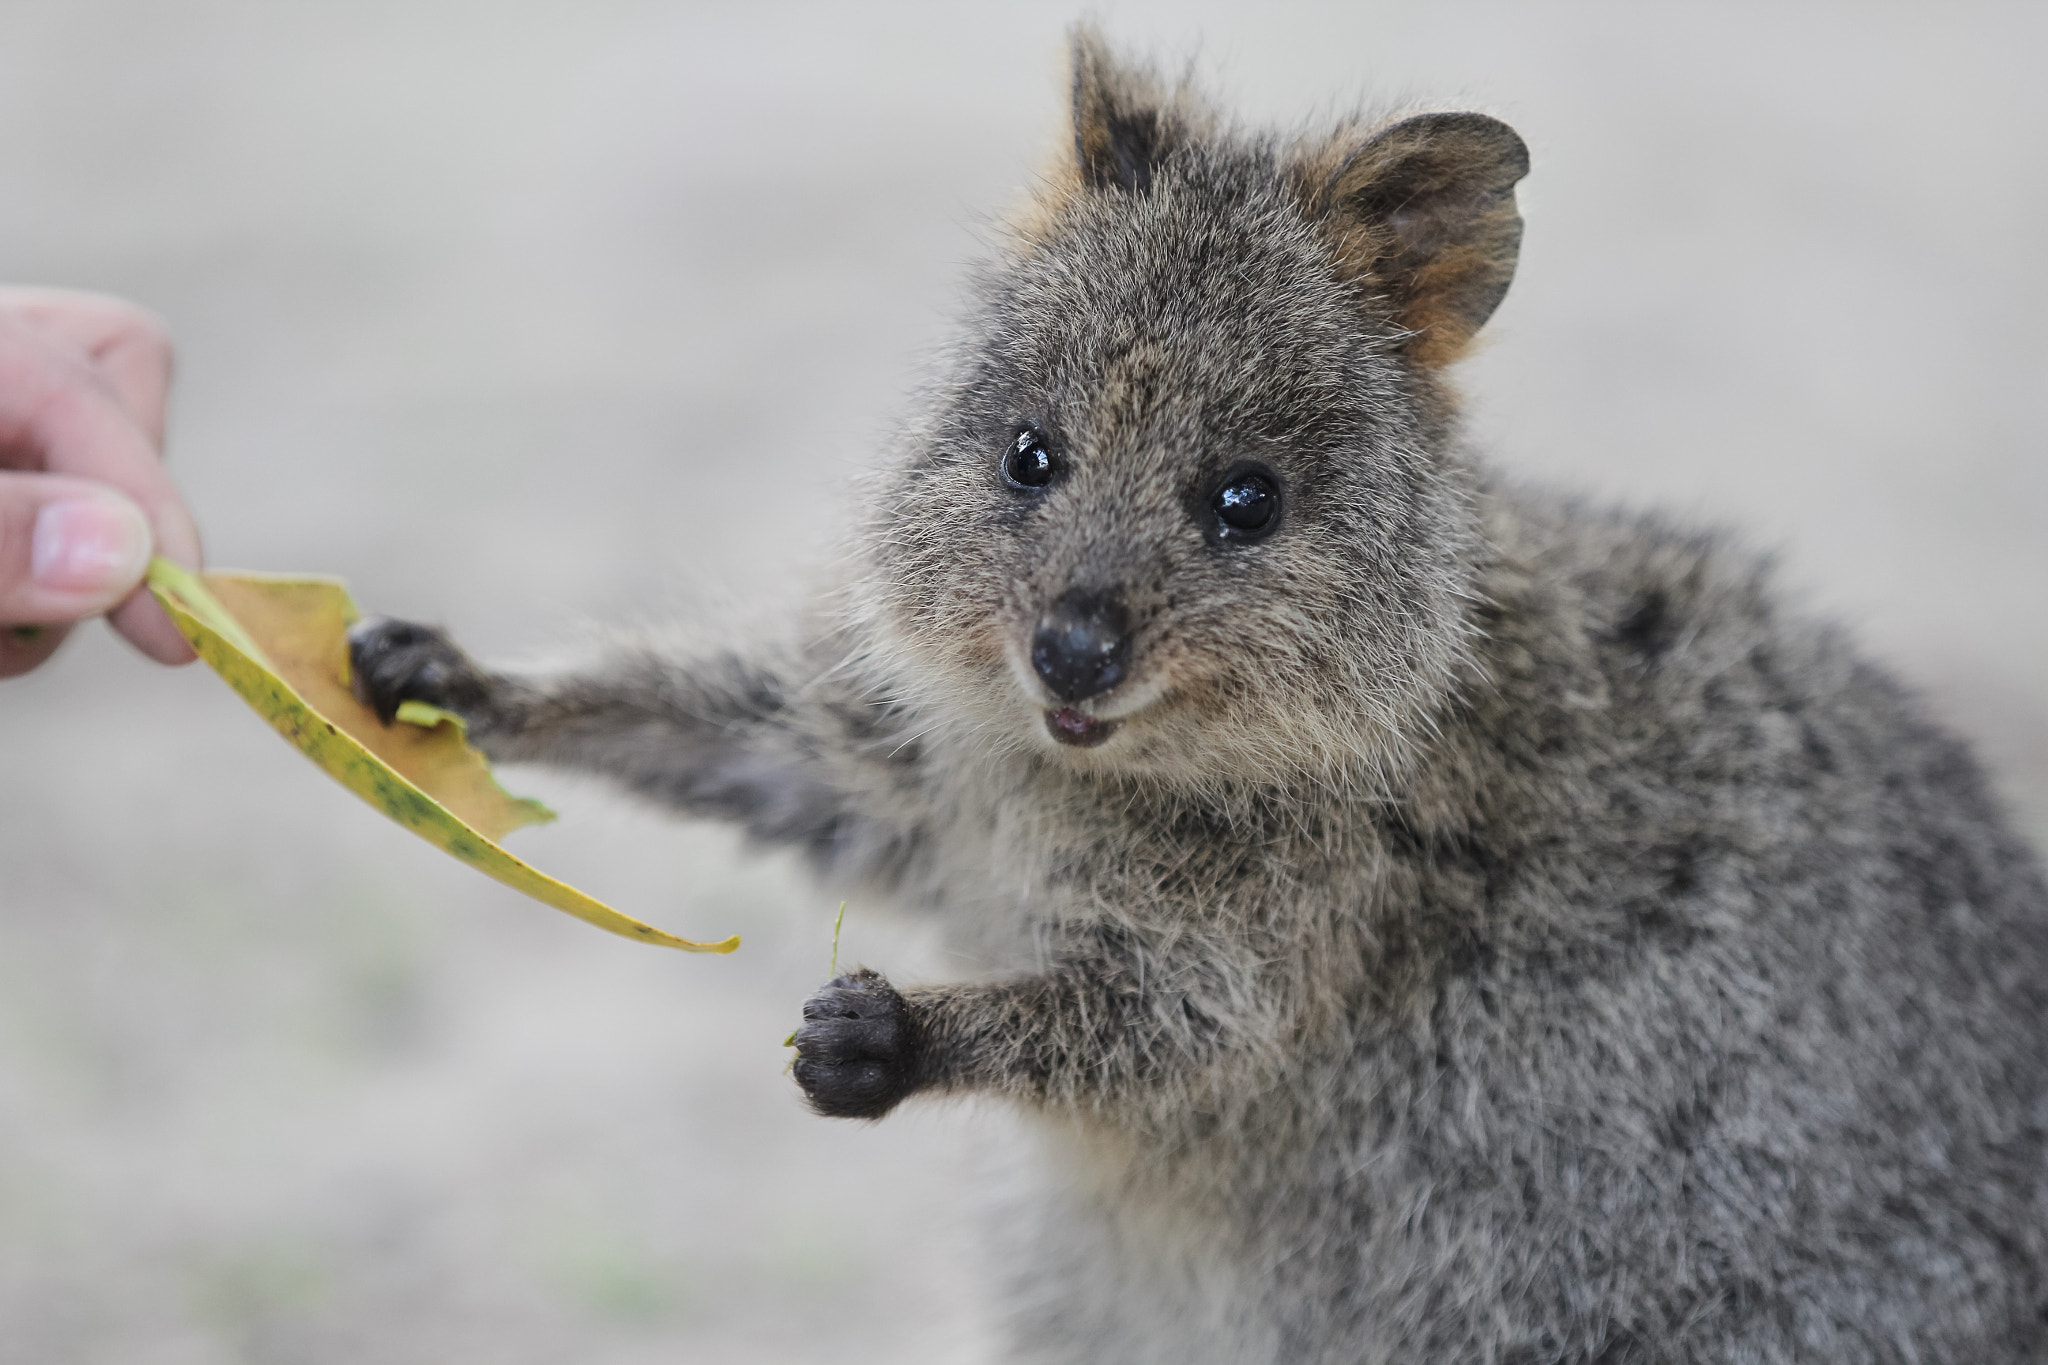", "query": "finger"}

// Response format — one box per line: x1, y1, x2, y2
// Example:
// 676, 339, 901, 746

0, 622, 75, 681
0, 473, 155, 628
107, 580, 195, 664
0, 327, 196, 545
0, 286, 173, 445
0, 326, 202, 662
